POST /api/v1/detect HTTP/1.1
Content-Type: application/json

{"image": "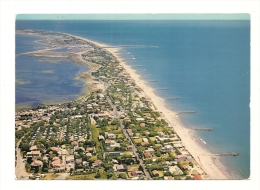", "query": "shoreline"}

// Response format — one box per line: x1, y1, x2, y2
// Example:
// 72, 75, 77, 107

16, 30, 232, 179
101, 46, 232, 179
